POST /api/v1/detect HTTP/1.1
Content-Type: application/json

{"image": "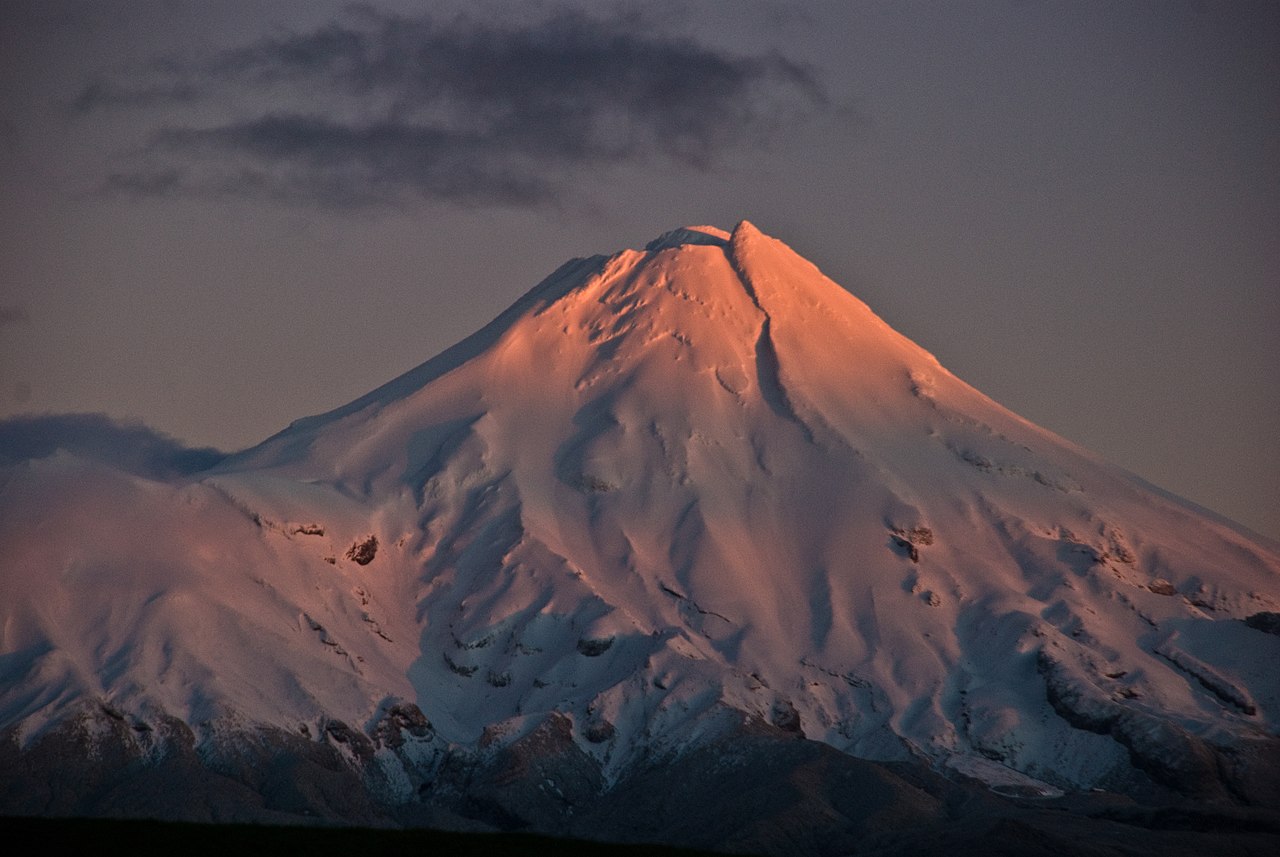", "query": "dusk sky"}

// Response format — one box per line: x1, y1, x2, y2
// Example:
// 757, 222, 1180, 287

1, 1, 1276, 539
